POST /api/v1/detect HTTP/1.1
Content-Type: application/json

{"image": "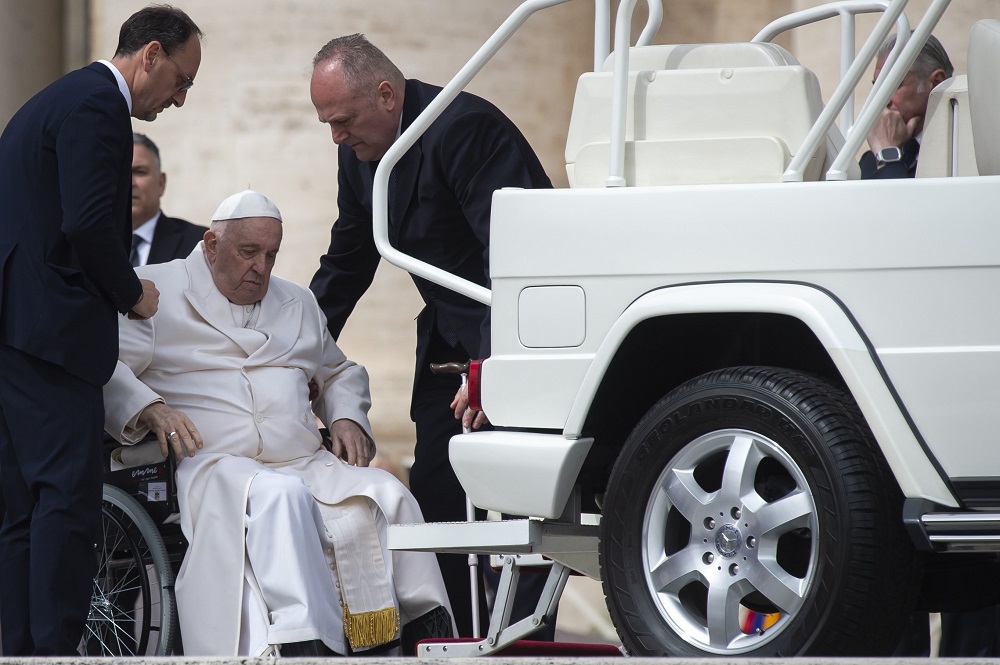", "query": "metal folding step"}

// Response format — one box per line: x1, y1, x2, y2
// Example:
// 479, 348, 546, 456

387, 518, 601, 579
